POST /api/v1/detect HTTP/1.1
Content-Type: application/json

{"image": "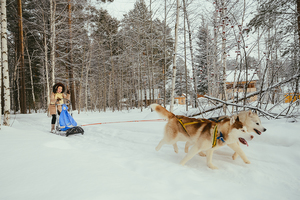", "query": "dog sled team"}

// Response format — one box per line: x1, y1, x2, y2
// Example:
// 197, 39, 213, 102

48, 84, 266, 167
150, 104, 266, 169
